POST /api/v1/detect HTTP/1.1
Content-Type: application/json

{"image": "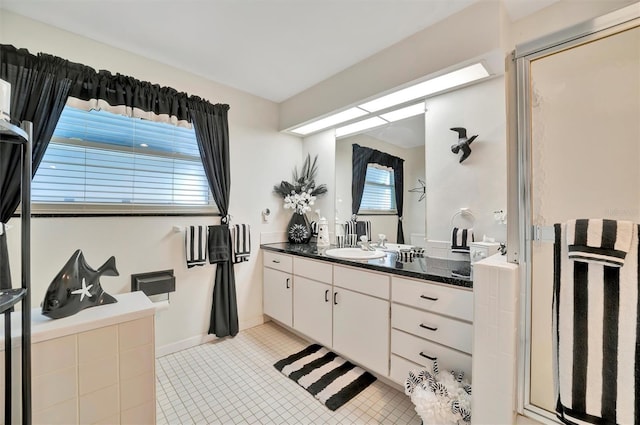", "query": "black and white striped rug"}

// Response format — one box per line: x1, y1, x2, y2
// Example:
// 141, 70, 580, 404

274, 344, 376, 411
